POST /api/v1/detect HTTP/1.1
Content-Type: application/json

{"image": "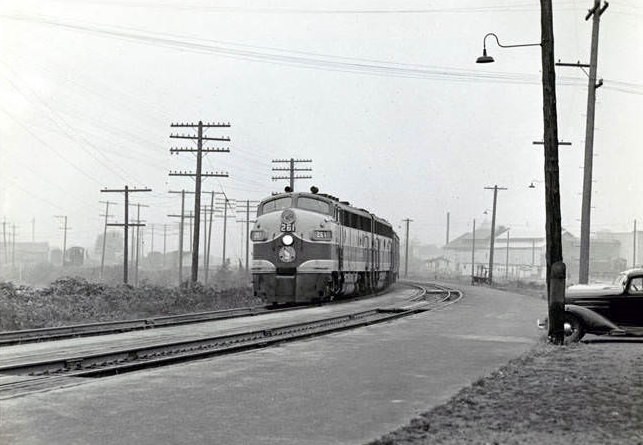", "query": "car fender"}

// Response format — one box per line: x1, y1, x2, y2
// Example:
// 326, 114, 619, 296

566, 304, 625, 334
